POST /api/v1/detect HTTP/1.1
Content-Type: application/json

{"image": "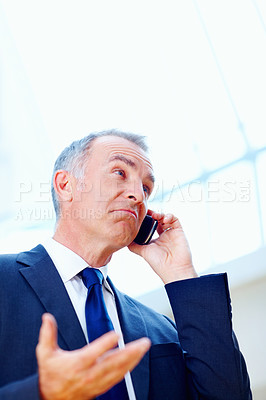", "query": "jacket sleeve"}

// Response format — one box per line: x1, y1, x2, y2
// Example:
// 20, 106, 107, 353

0, 374, 40, 400
165, 273, 252, 400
